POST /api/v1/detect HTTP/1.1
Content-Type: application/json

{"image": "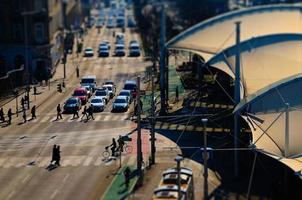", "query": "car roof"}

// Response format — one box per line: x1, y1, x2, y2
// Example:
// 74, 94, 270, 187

82, 75, 96, 79
67, 97, 79, 101
74, 87, 86, 91
120, 89, 130, 93
91, 96, 103, 100
116, 95, 127, 100
125, 80, 136, 84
